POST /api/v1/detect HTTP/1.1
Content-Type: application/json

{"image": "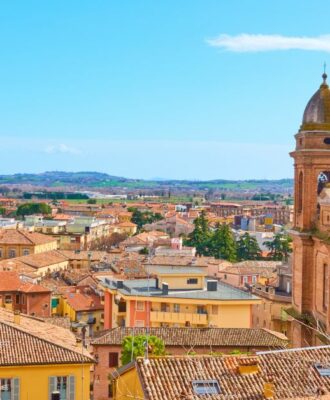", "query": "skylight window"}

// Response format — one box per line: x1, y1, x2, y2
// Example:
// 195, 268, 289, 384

192, 380, 221, 395
315, 363, 330, 377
